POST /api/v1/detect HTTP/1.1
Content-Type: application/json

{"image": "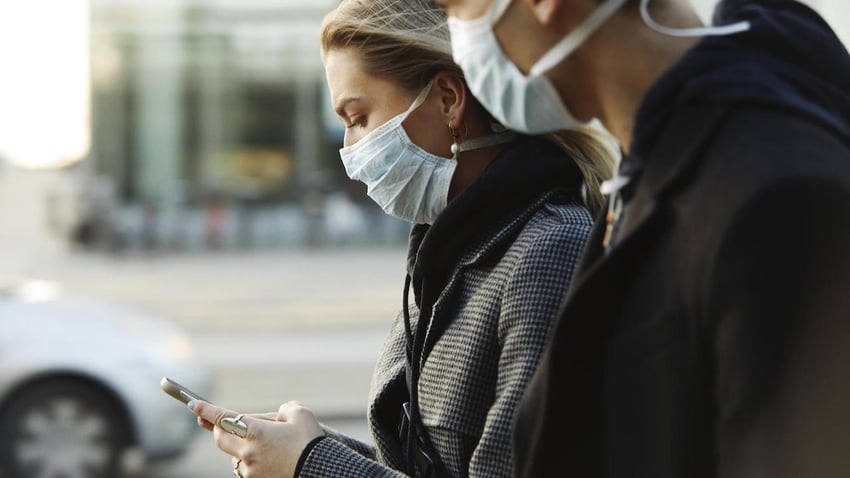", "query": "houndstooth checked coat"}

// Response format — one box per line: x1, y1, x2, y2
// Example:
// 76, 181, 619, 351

297, 137, 593, 477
